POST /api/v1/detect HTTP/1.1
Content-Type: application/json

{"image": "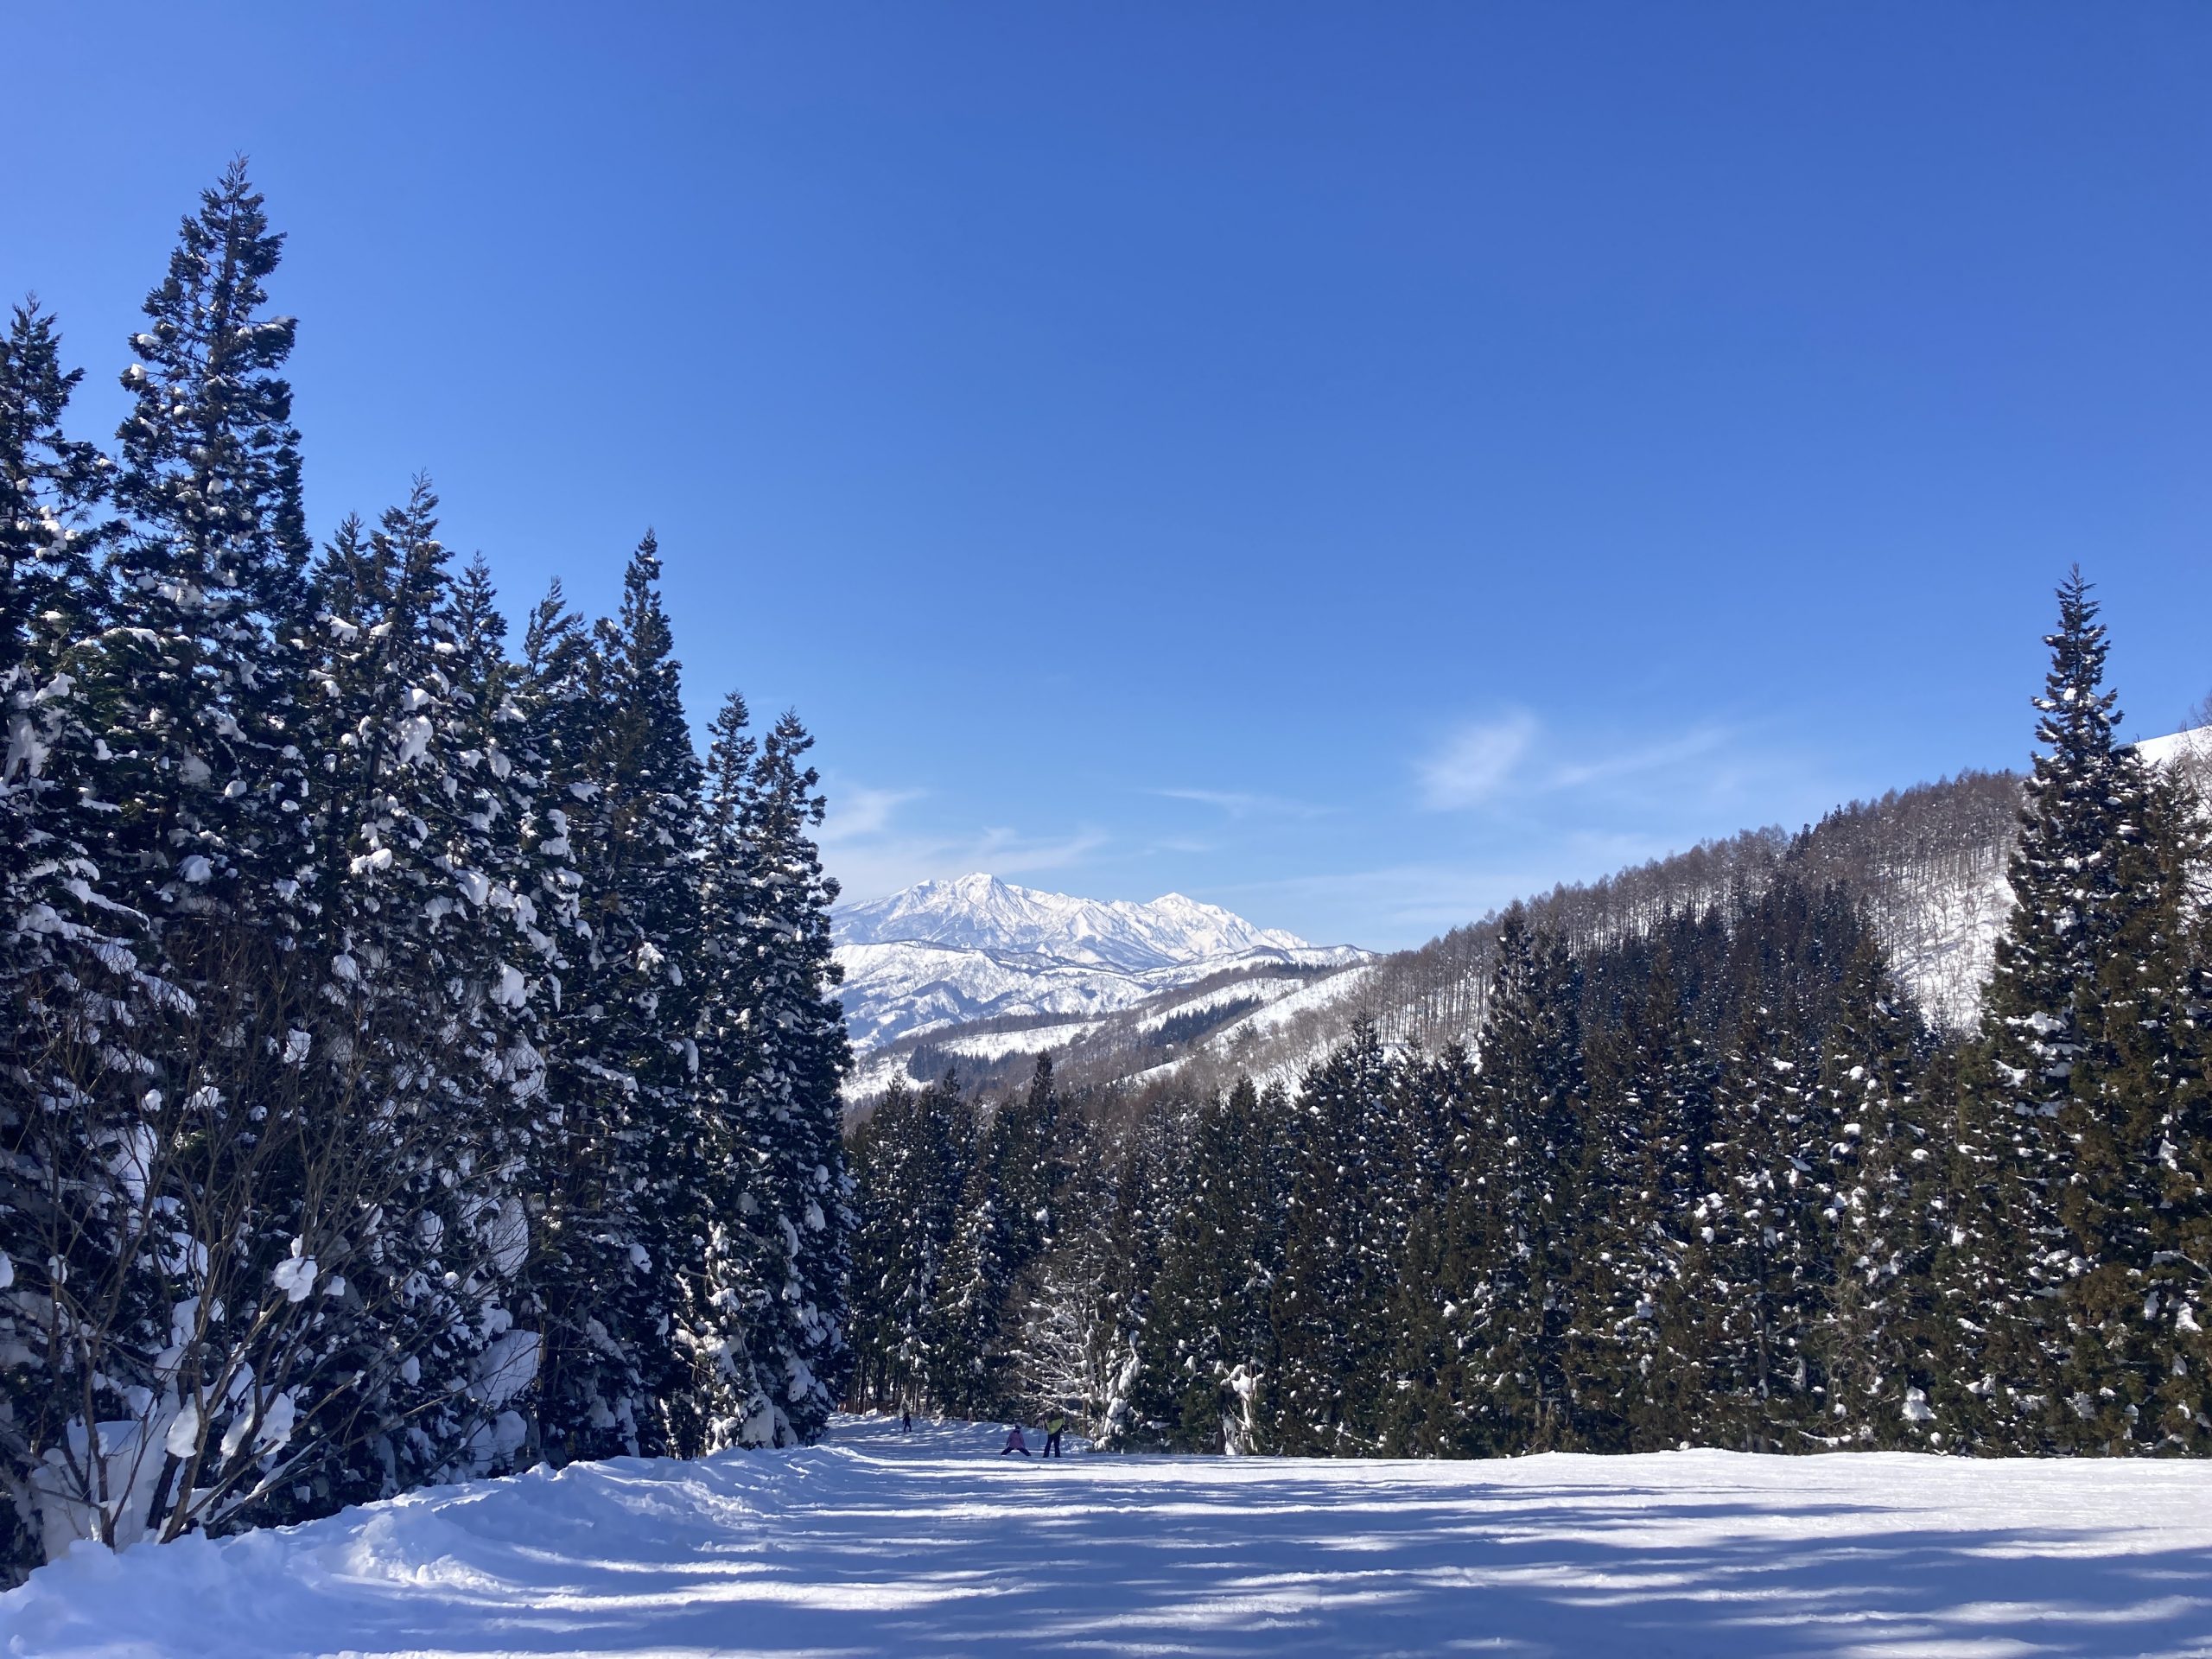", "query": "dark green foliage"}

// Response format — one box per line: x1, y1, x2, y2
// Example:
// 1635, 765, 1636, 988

1, 166, 855, 1586
846, 570, 2209, 1466
846, 1074, 974, 1413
